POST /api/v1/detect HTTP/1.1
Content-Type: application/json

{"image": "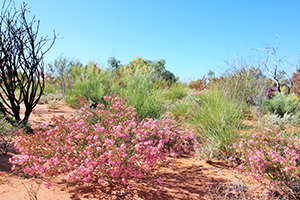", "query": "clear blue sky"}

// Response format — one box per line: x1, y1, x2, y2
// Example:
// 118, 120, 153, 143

11, 0, 300, 81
